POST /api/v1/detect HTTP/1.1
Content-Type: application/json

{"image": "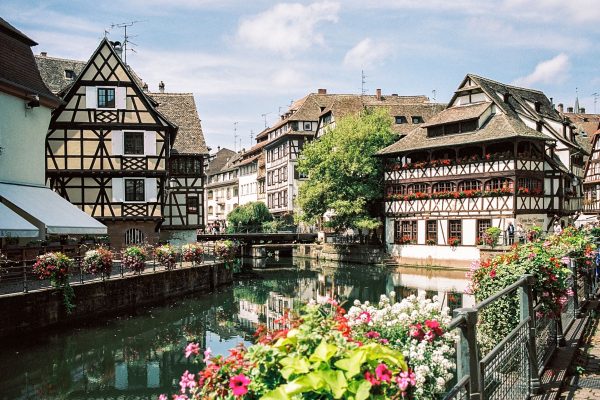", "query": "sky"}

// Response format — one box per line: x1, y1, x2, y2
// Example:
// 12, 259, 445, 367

2, 0, 599, 152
